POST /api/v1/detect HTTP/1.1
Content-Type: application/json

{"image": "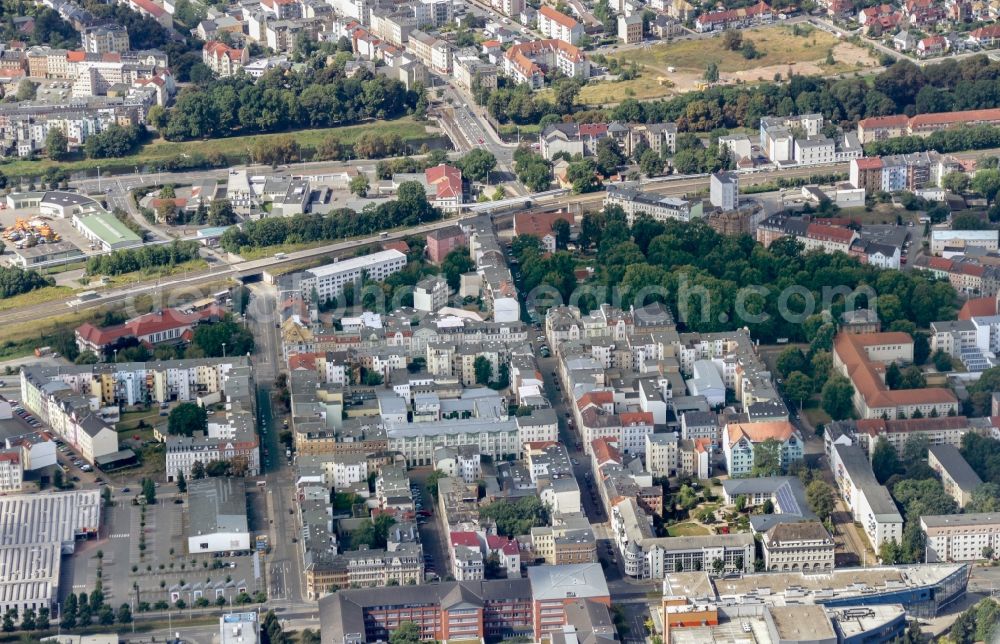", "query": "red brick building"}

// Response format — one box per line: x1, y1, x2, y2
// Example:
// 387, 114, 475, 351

426, 225, 467, 263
